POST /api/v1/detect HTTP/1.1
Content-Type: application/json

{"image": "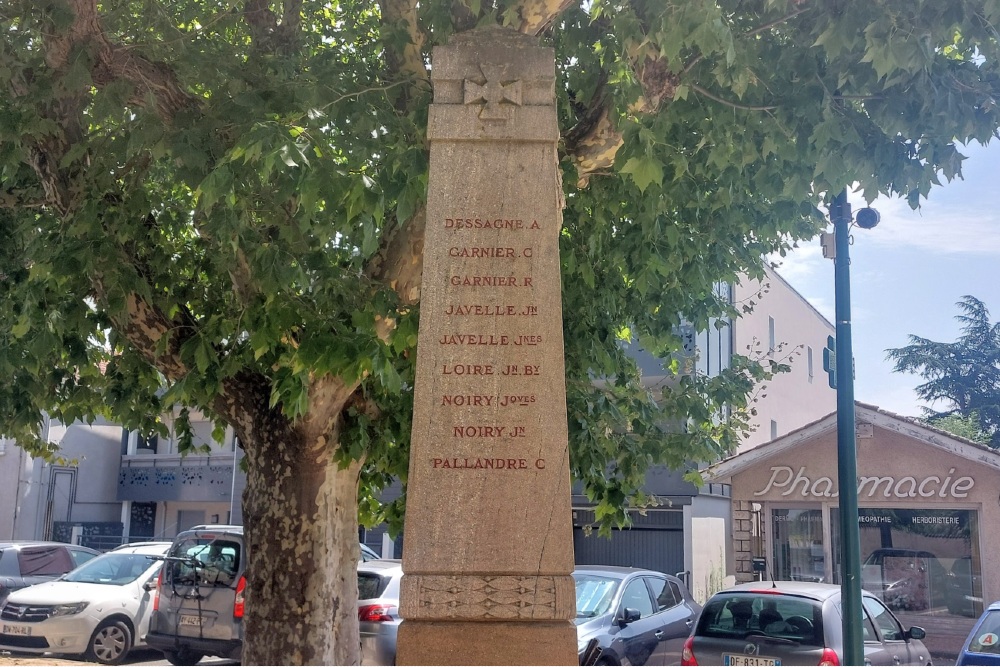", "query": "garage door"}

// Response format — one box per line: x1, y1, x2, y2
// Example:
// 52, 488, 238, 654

573, 511, 685, 577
